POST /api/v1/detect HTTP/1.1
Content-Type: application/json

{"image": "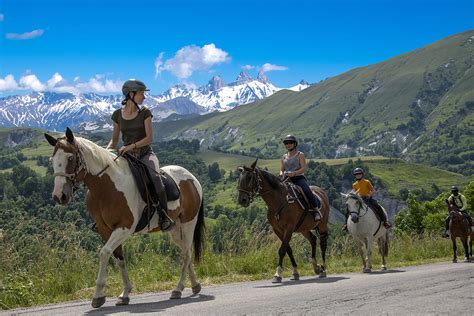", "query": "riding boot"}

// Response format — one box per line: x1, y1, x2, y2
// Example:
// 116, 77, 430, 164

442, 216, 450, 238
153, 175, 175, 232
372, 201, 391, 229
